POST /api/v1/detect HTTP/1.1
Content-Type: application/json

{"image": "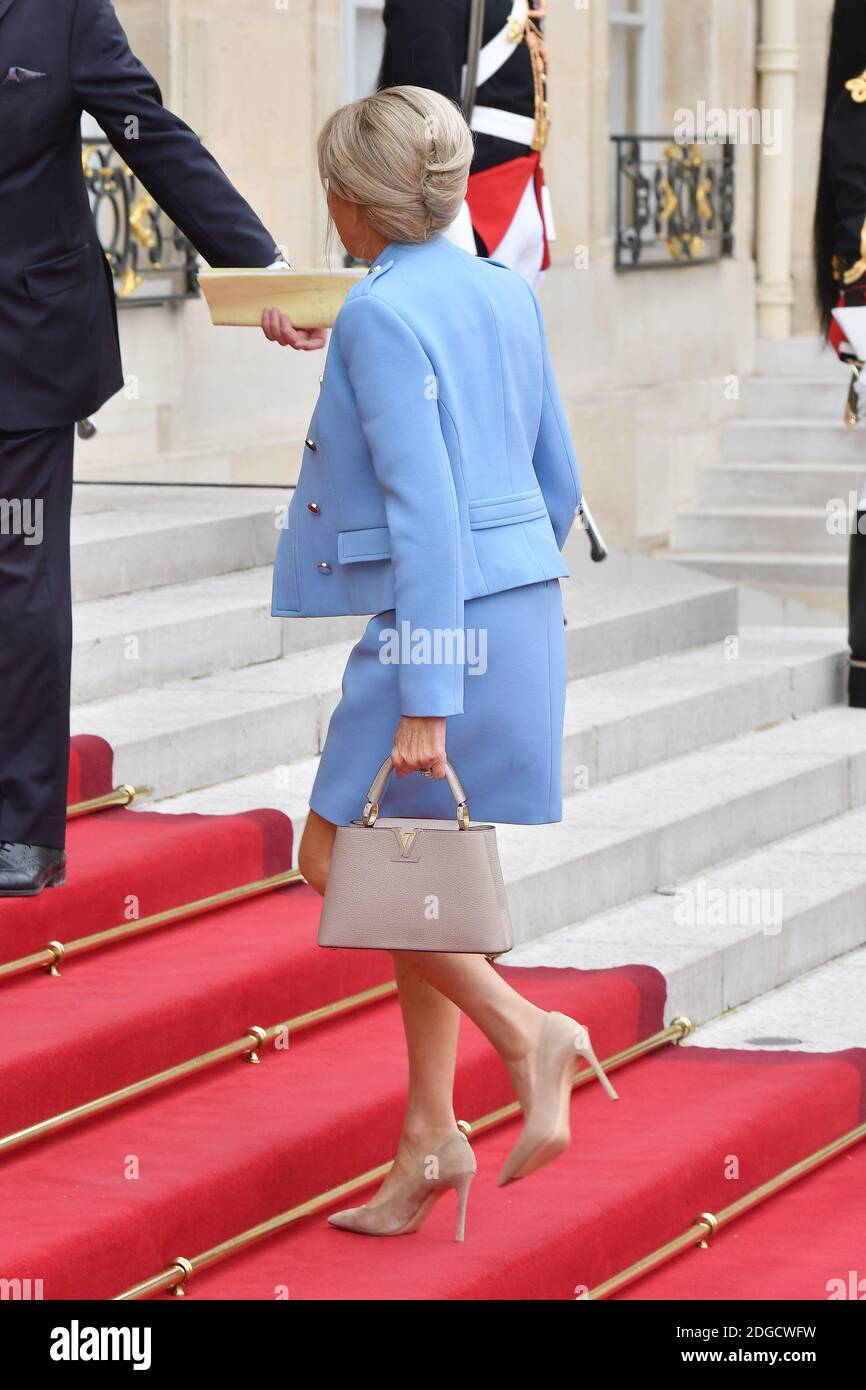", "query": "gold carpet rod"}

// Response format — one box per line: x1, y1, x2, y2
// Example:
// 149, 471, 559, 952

0, 869, 304, 984
67, 785, 149, 820
114, 1017, 692, 1300
0, 981, 397, 1157
585, 1120, 866, 1300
